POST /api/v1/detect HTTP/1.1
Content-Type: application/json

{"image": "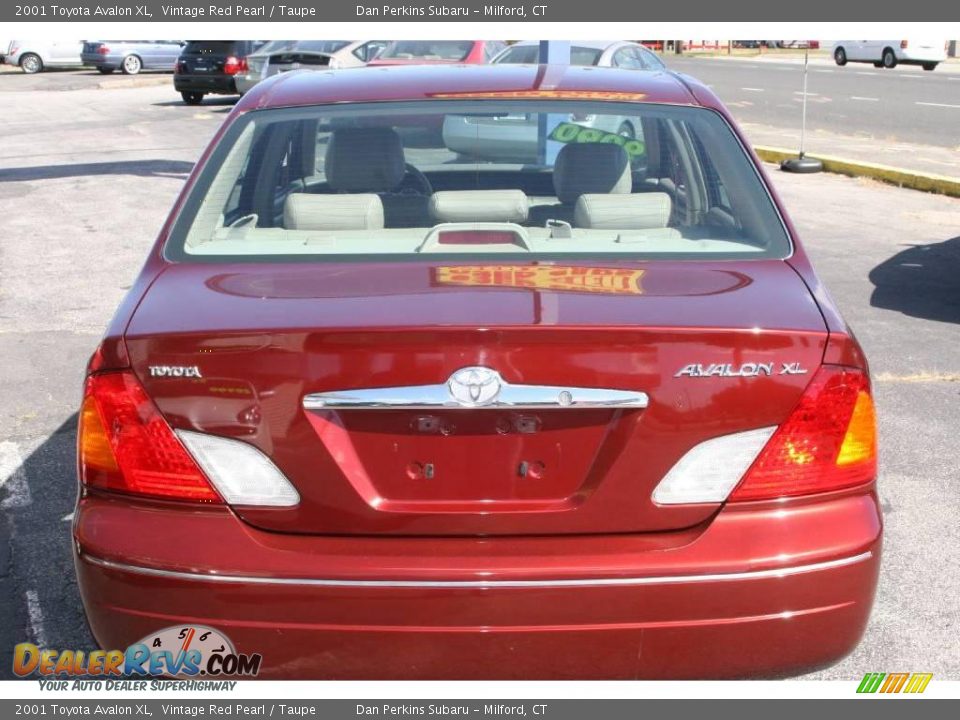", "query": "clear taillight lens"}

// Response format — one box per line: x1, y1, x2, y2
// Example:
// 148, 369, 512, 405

176, 430, 300, 507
